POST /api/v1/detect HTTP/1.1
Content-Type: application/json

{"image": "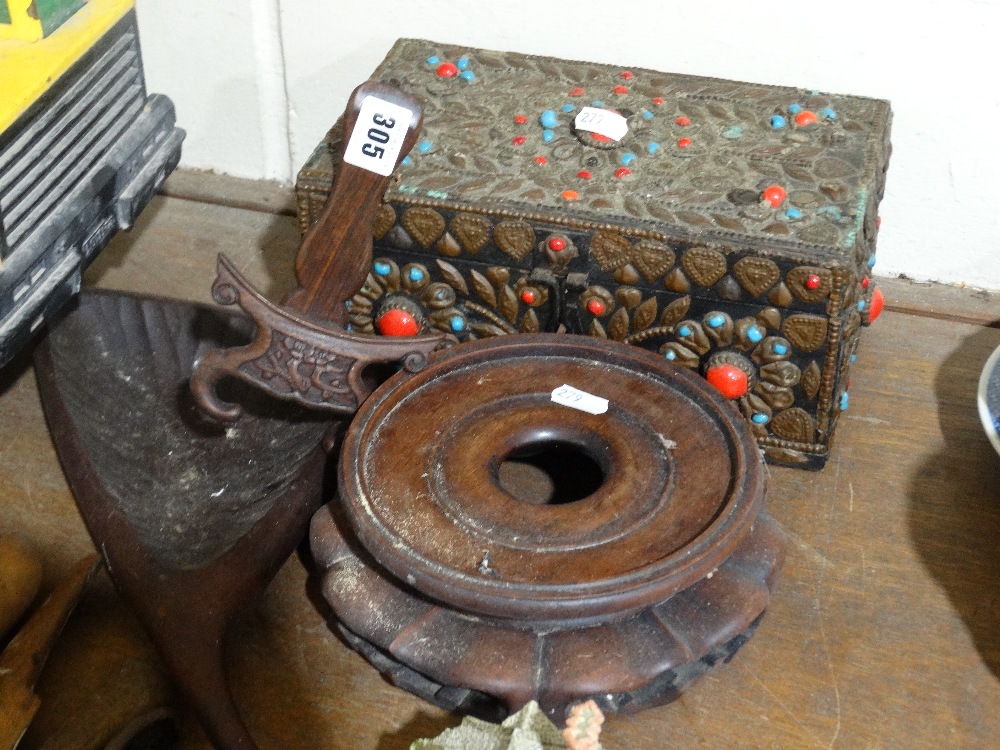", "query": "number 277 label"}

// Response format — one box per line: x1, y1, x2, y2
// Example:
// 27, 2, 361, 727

343, 96, 415, 176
